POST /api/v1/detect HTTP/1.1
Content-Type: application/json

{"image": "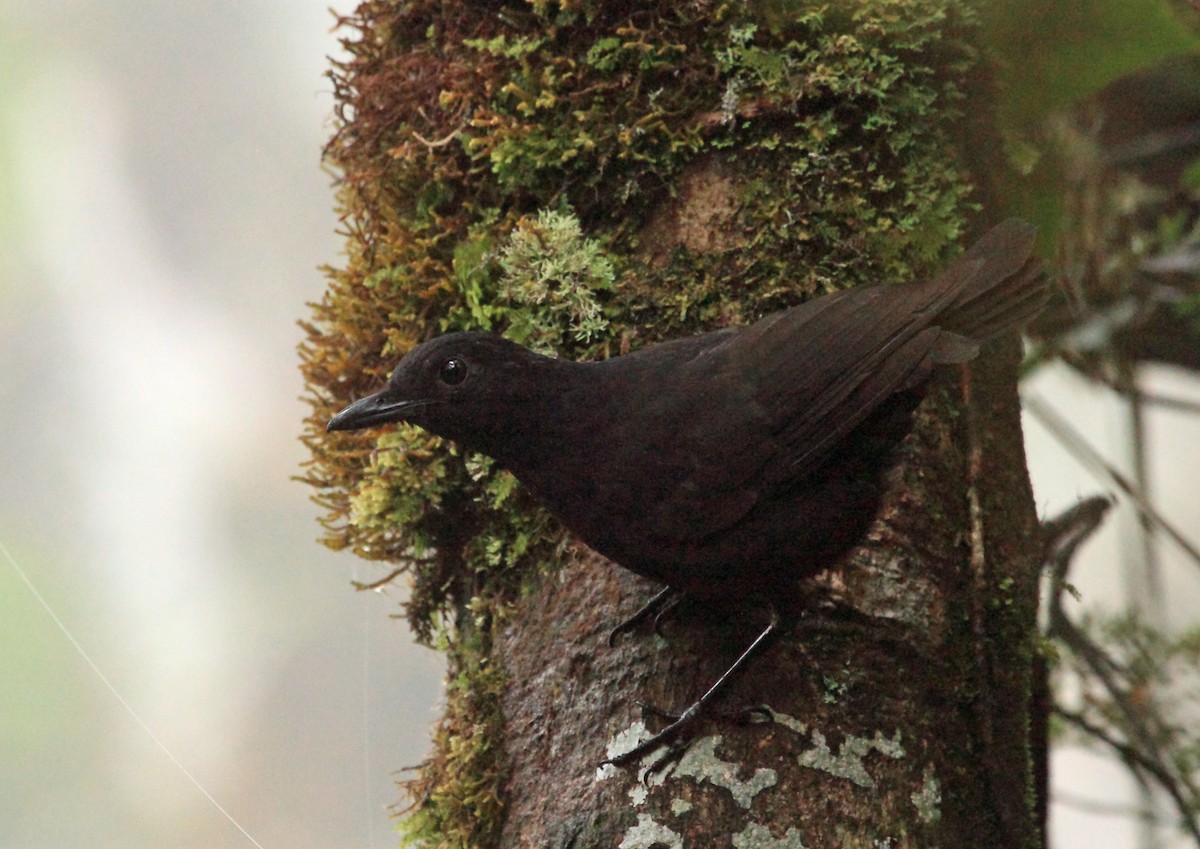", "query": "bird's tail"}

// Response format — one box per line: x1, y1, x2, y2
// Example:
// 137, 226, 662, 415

936, 219, 1049, 342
